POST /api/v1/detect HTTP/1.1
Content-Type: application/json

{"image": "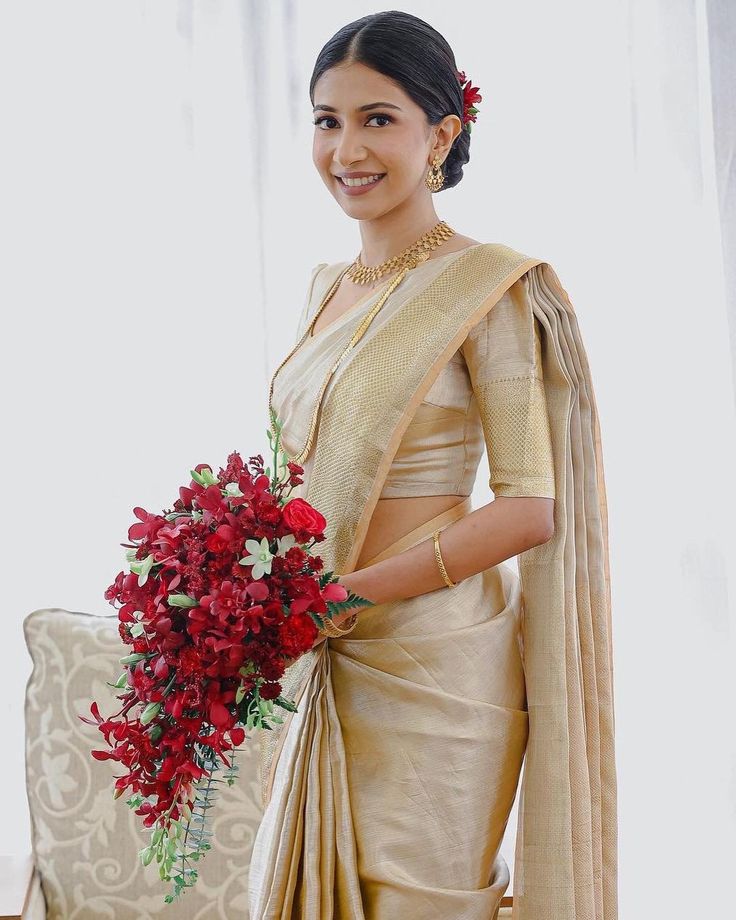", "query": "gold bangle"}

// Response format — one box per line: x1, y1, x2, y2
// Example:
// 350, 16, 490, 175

319, 611, 359, 637
432, 529, 457, 588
